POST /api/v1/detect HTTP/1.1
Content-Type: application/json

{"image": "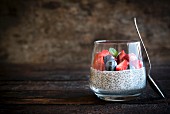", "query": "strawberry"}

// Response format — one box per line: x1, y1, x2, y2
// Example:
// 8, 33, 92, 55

116, 59, 129, 71
123, 53, 137, 62
93, 50, 110, 71
99, 50, 110, 57
93, 54, 105, 71
117, 50, 126, 63
130, 60, 143, 69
